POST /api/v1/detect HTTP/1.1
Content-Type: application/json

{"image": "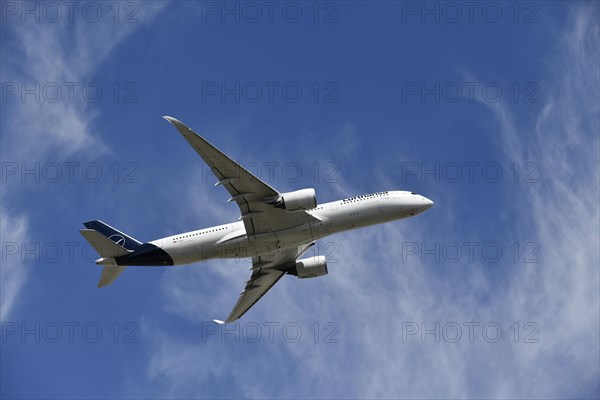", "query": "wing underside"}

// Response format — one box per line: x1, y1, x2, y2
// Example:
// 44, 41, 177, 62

214, 268, 286, 324
214, 244, 314, 323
